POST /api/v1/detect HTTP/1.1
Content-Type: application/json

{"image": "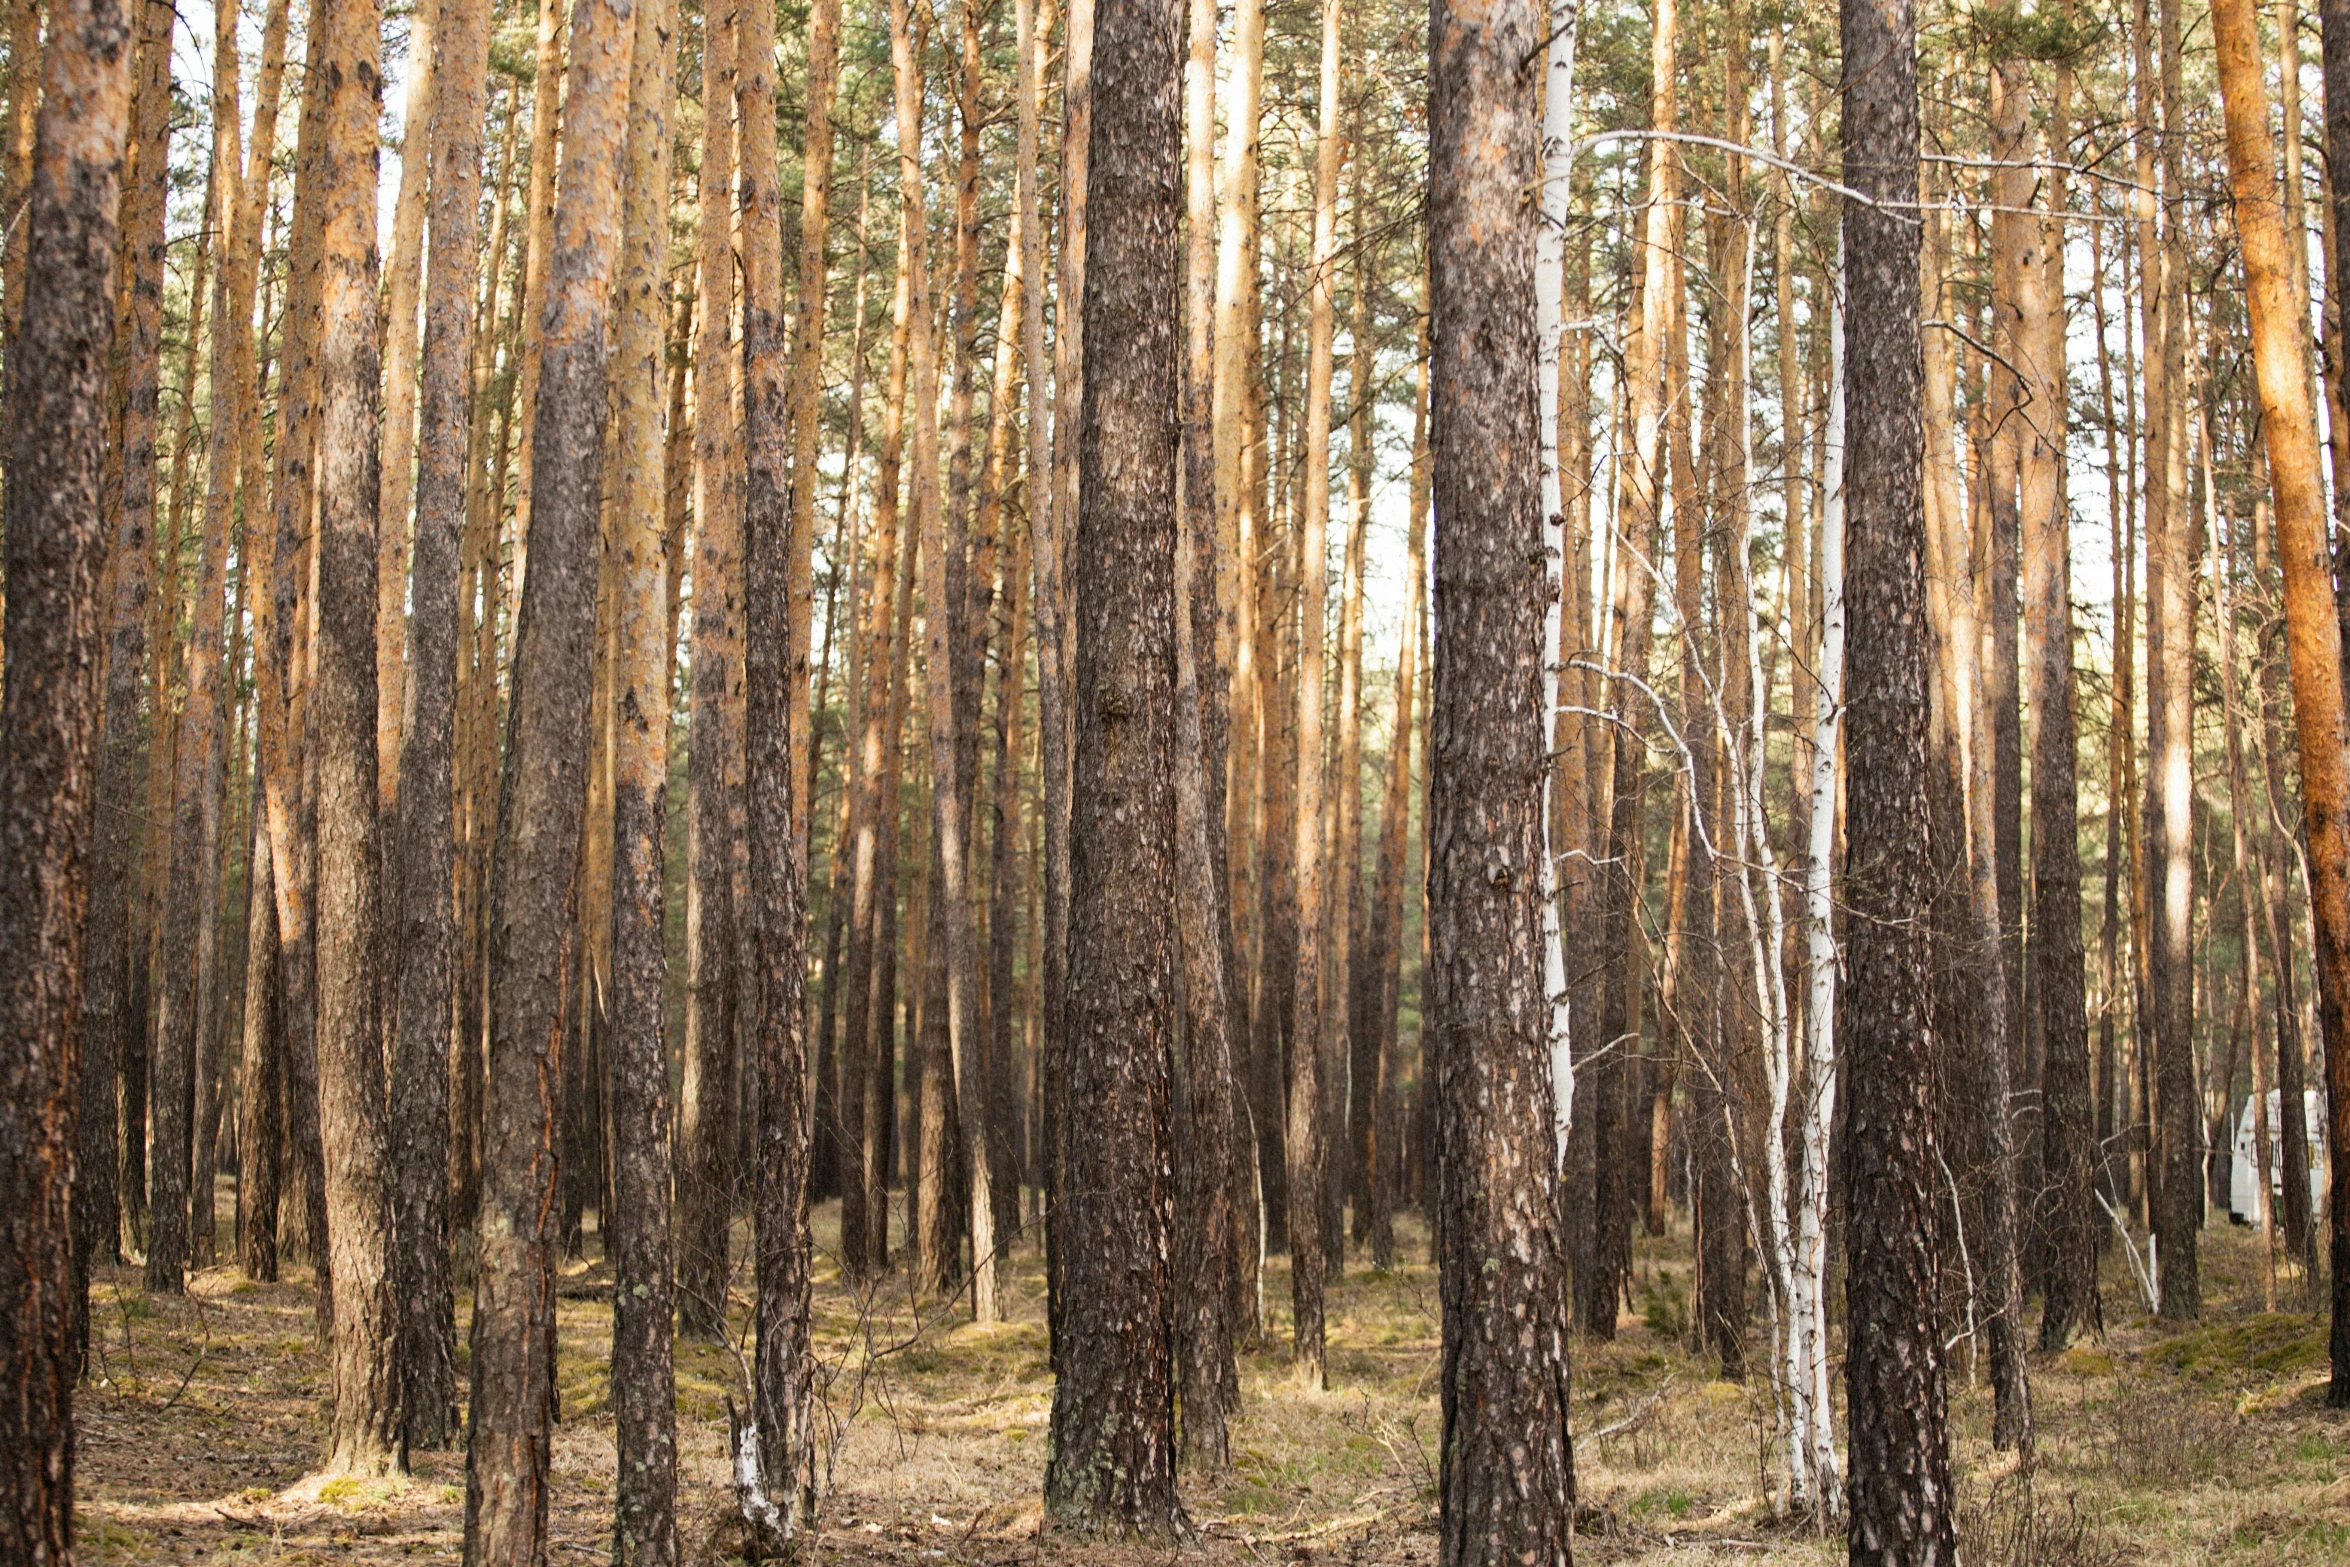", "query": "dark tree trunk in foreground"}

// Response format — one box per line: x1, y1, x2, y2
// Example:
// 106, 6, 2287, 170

464, 0, 634, 1553
1425, 0, 1577, 1561
0, 1, 135, 1551
1041, 0, 1182, 1528
311, 0, 401, 1474
392, 0, 494, 1454
739, 0, 816, 1535
1838, 0, 1957, 1552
